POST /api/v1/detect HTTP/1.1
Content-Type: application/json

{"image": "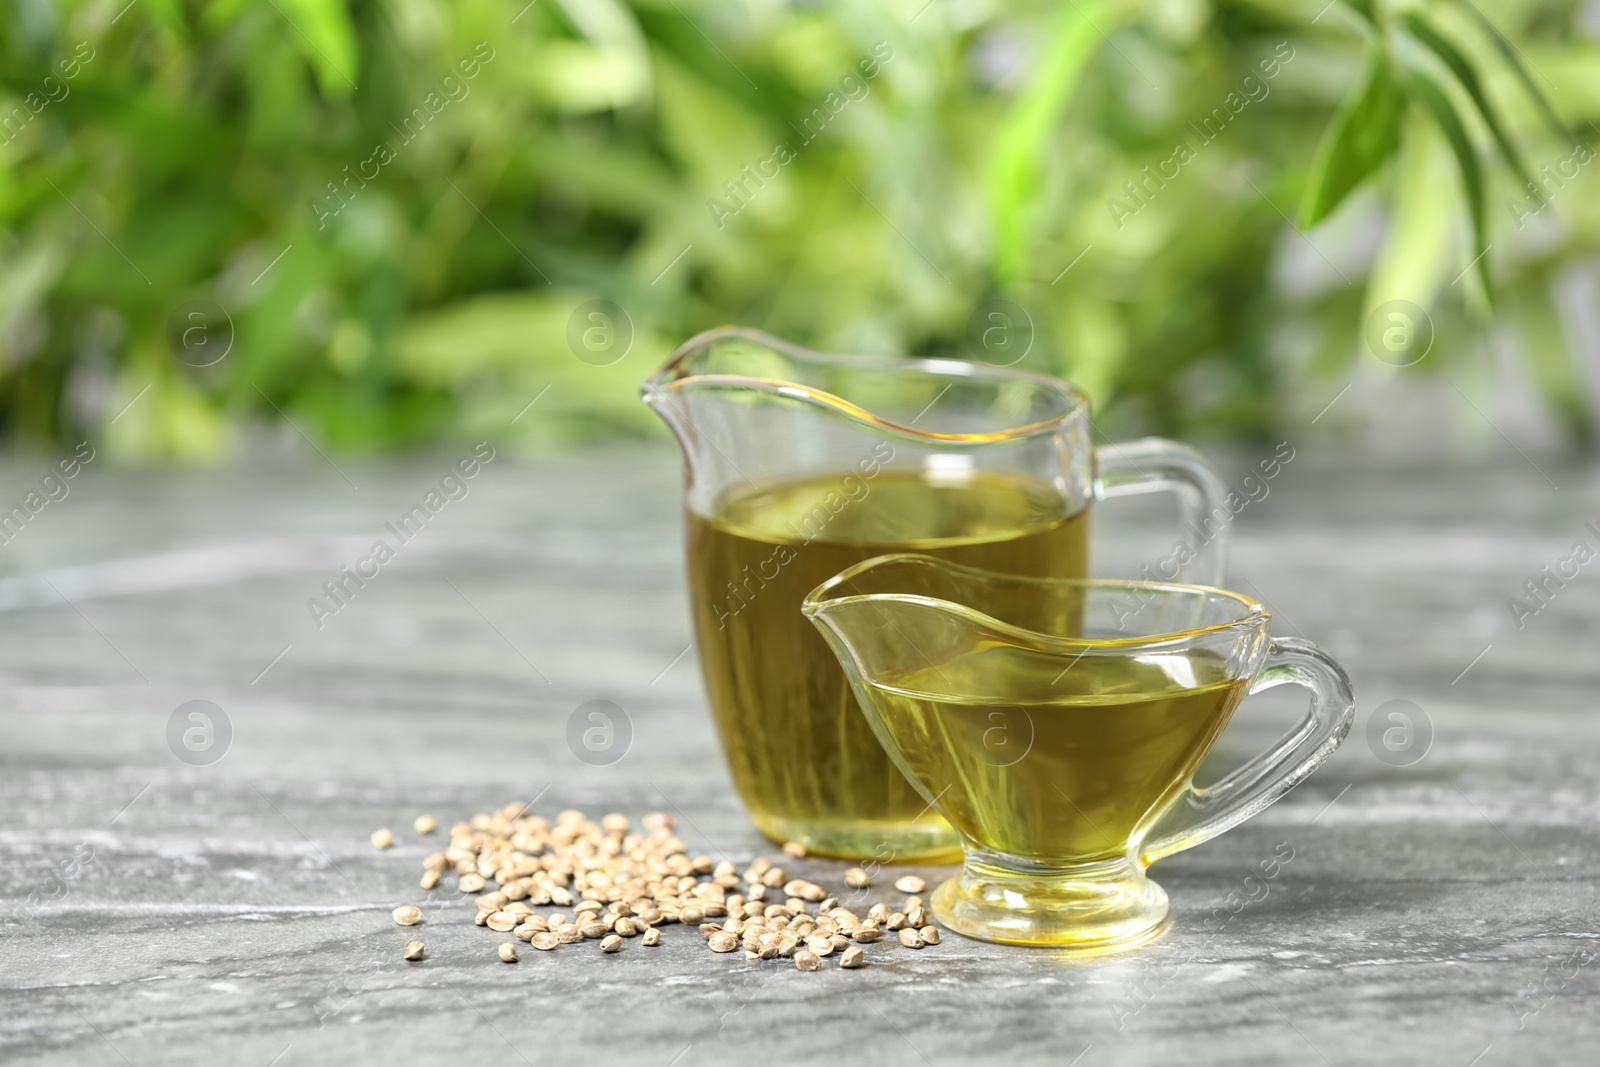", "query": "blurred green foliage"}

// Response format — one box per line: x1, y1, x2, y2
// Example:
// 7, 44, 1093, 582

0, 0, 1596, 459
